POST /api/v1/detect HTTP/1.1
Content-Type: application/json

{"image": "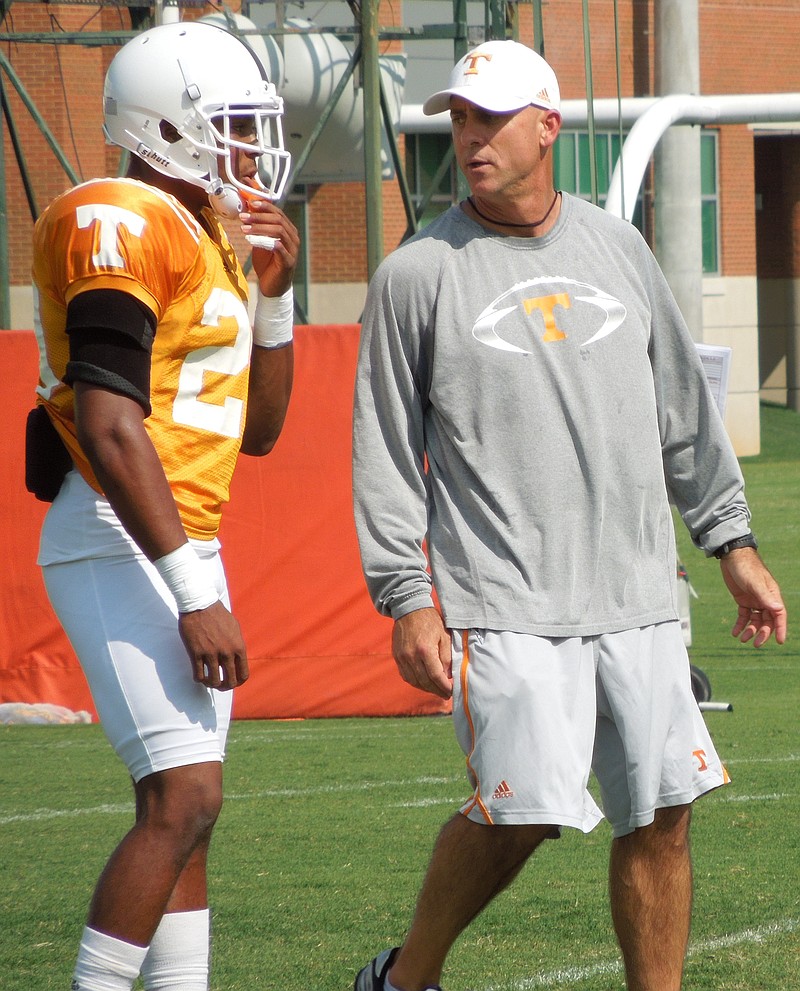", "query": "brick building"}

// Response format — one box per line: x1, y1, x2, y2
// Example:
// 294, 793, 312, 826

2, 0, 800, 453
